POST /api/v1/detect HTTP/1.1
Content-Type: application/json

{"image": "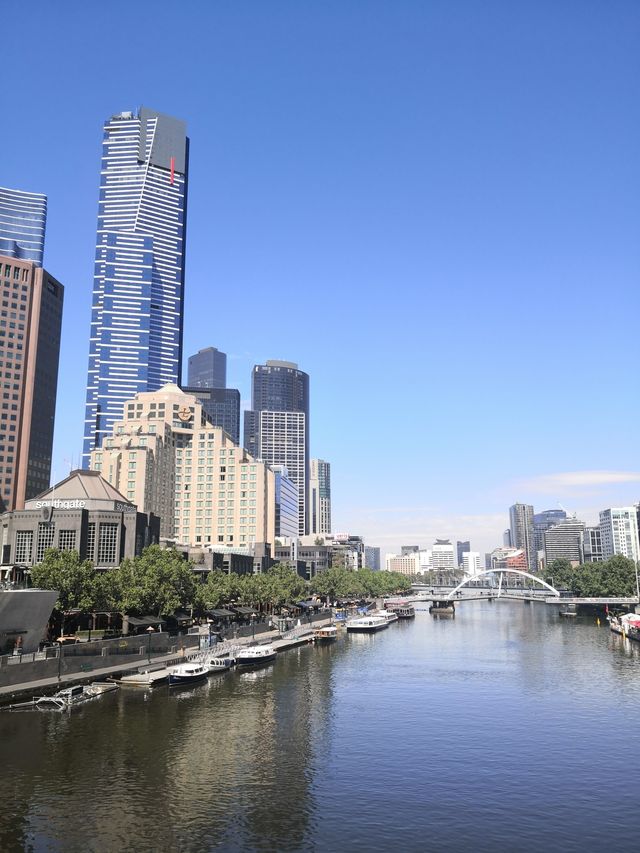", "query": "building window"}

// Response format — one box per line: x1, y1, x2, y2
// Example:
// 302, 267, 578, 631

15, 530, 33, 564
58, 530, 77, 552
86, 523, 96, 562
36, 523, 56, 562
97, 523, 118, 564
